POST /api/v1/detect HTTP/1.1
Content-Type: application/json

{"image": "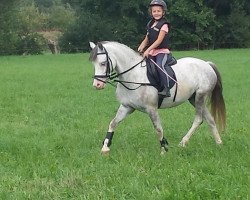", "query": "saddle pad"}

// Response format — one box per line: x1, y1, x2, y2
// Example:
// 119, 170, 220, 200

146, 58, 177, 92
